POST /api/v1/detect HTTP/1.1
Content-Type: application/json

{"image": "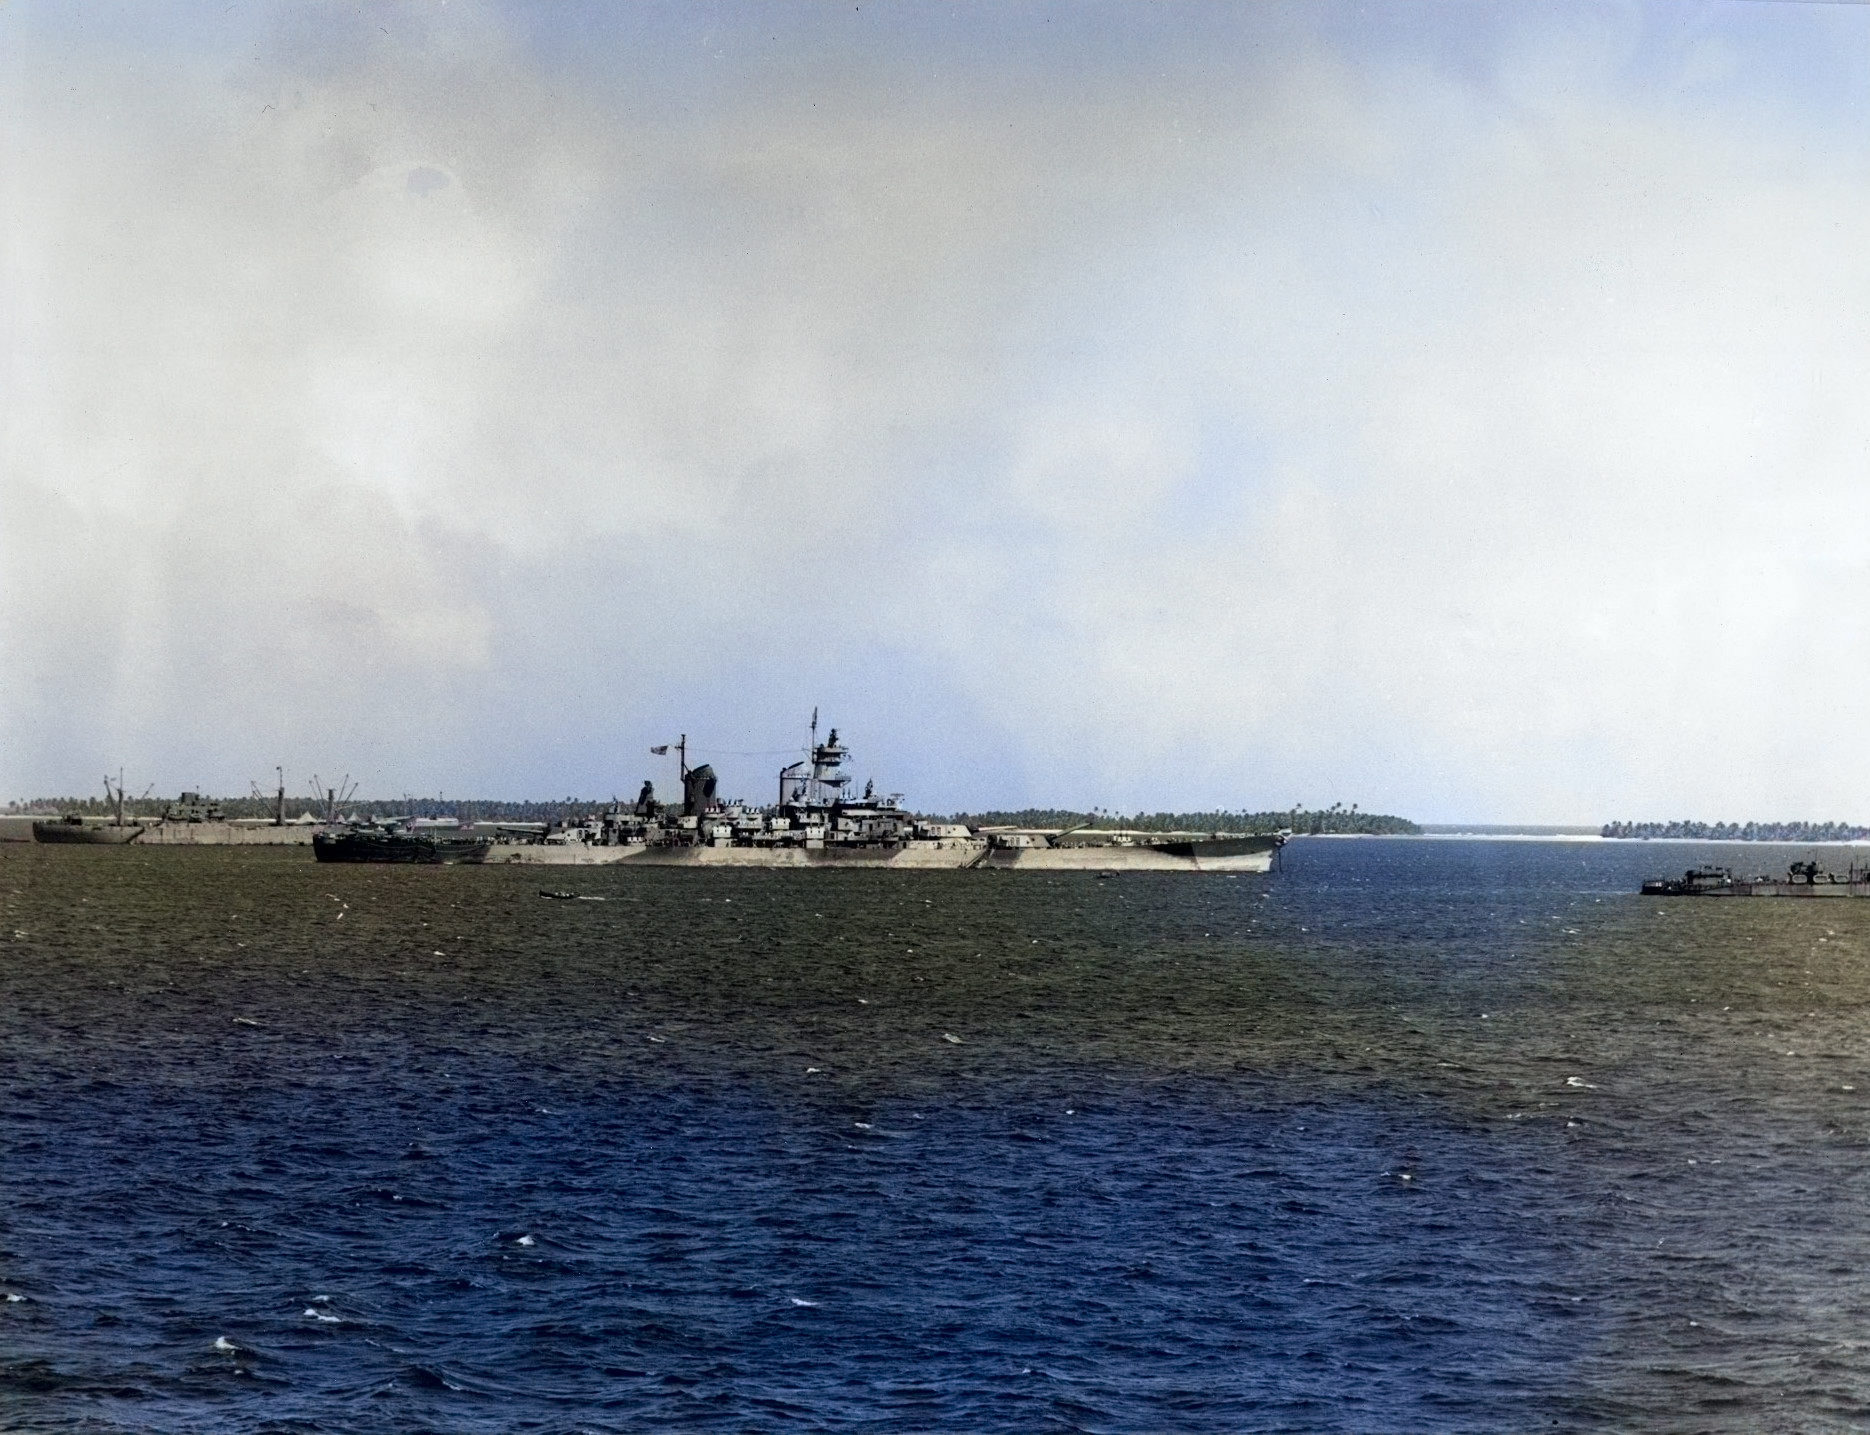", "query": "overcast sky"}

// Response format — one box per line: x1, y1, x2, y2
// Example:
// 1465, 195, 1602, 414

4, 1, 1868, 821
